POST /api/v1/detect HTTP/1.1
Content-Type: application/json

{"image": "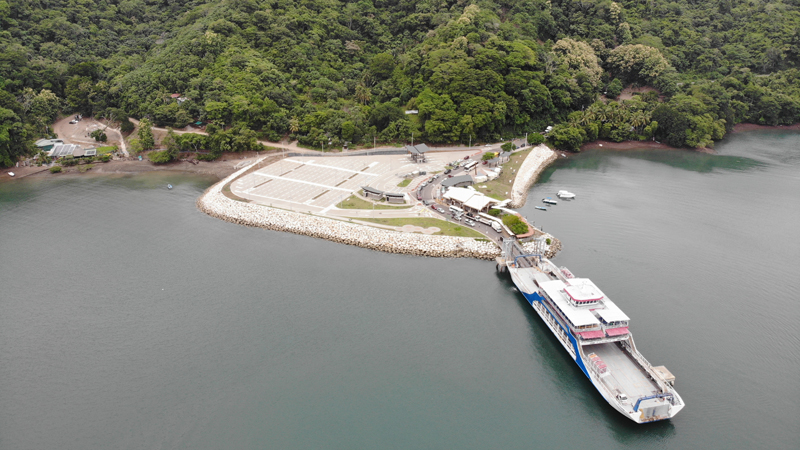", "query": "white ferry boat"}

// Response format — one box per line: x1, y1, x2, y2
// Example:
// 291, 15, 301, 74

507, 256, 684, 423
